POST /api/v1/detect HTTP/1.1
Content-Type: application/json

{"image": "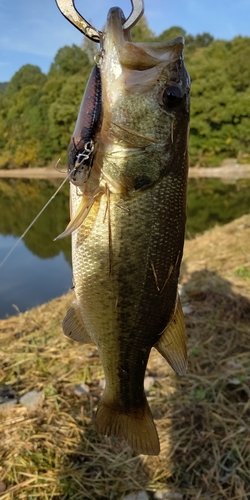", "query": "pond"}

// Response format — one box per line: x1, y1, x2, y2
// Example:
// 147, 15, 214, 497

187, 177, 250, 238
0, 176, 249, 318
0, 178, 72, 319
